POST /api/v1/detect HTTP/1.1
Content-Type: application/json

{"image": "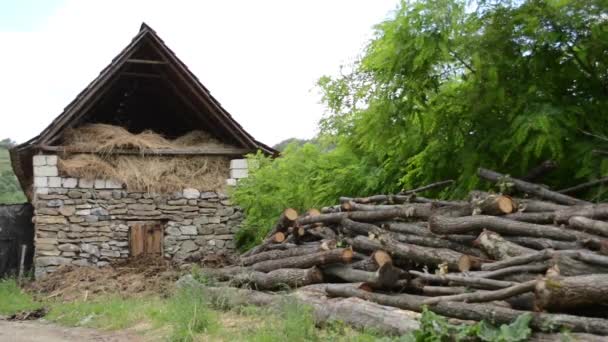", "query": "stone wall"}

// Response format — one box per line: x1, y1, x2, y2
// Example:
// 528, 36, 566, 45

32, 154, 247, 278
